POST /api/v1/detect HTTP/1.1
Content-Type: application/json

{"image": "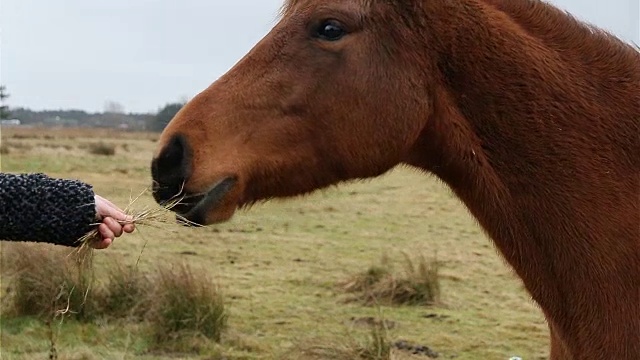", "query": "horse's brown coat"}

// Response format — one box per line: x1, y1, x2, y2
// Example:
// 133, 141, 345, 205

151, 1, 640, 358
